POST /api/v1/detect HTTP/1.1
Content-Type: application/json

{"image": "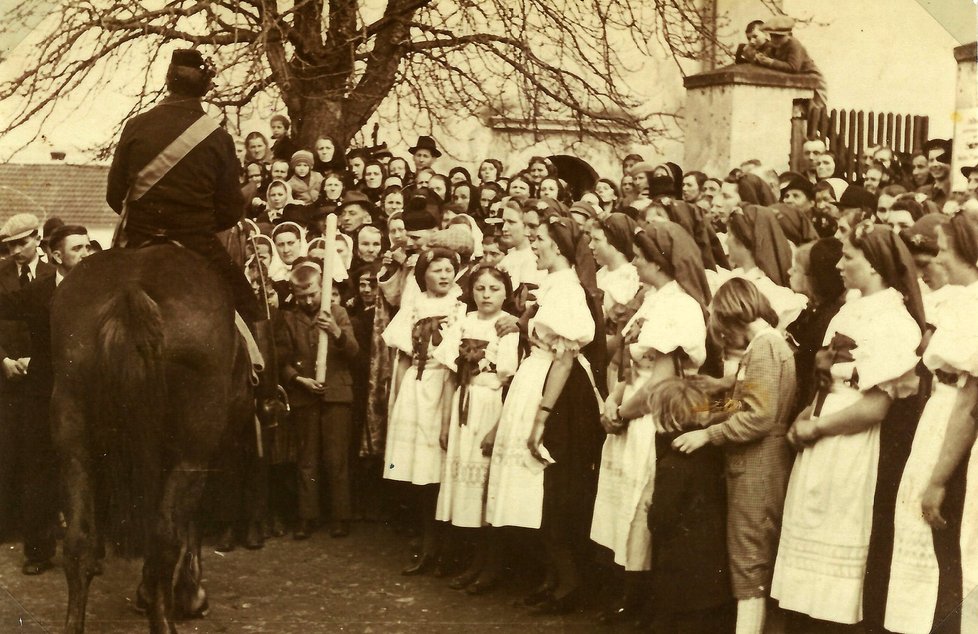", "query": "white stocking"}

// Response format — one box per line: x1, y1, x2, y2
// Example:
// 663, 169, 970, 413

735, 597, 766, 634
